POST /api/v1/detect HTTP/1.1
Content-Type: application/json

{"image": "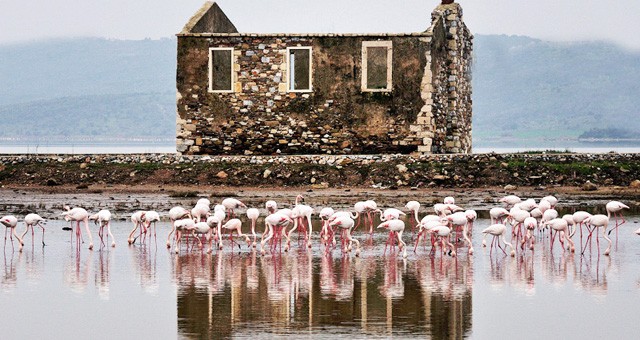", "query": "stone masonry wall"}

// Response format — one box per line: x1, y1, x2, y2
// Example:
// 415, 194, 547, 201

416, 2, 473, 154
176, 35, 429, 155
